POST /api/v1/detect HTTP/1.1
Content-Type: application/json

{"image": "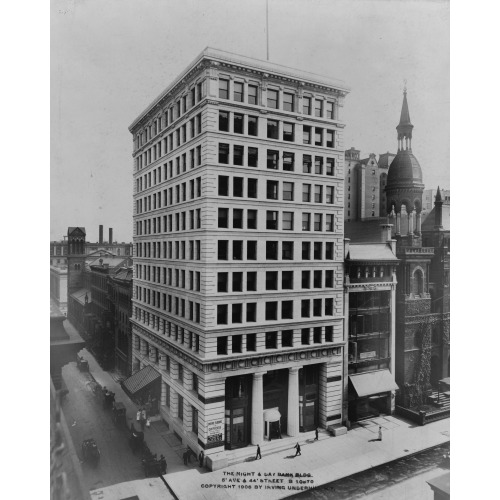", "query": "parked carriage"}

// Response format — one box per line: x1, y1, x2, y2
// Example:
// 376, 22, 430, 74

141, 456, 165, 477
128, 424, 144, 454
102, 390, 115, 410
81, 439, 100, 467
111, 402, 127, 427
